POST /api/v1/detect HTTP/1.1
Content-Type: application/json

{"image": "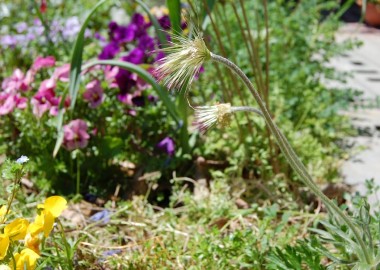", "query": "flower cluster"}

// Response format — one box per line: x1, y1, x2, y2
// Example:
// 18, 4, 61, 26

0, 56, 70, 118
0, 9, 179, 168
0, 17, 90, 50
0, 196, 67, 269
96, 11, 172, 108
